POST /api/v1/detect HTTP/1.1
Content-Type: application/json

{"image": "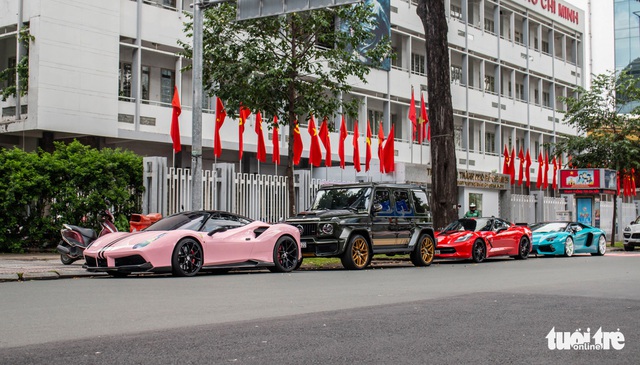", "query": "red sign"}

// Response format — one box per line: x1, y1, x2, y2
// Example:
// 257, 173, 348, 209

521, 0, 579, 25
559, 169, 601, 189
